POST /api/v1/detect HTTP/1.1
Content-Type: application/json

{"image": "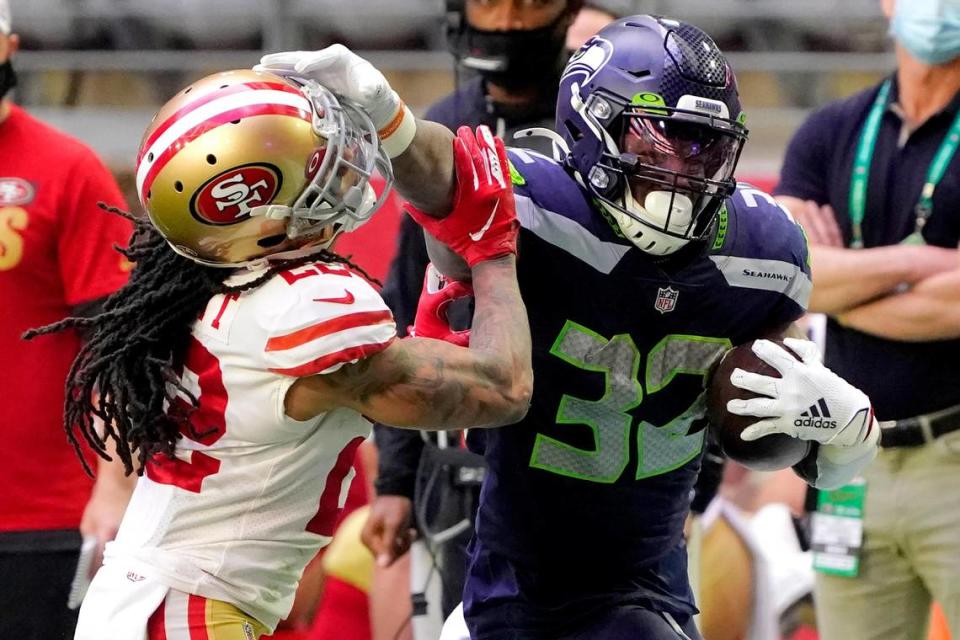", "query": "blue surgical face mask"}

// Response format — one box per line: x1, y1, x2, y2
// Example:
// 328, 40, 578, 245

891, 0, 960, 65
